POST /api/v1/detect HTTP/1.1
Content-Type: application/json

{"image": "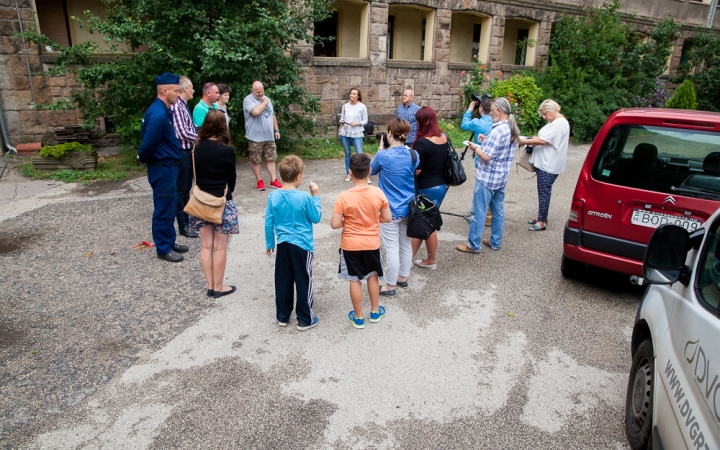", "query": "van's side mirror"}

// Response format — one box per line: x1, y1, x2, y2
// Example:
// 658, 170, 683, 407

644, 225, 691, 285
